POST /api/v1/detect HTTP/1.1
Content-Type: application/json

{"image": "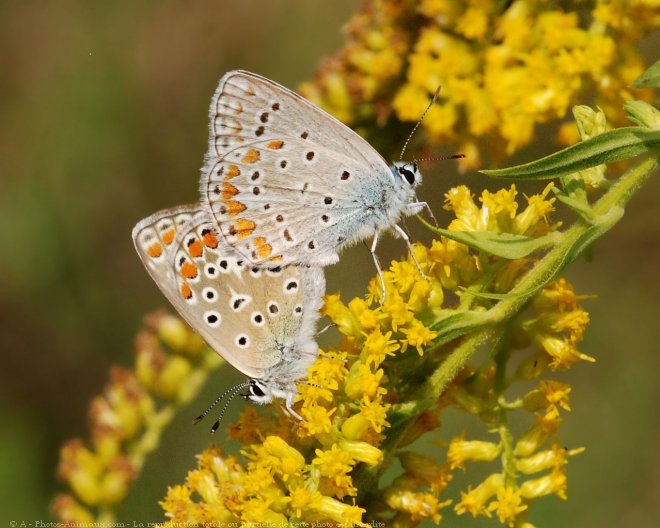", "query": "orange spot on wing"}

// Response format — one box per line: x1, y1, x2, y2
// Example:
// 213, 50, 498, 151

202, 231, 218, 248
180, 282, 192, 299
162, 229, 175, 245
188, 240, 203, 258
267, 140, 284, 150
222, 183, 239, 199
242, 149, 260, 164
227, 200, 247, 217
147, 243, 163, 258
180, 261, 198, 279
234, 219, 256, 240
269, 255, 284, 263
254, 236, 272, 259
226, 164, 241, 179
